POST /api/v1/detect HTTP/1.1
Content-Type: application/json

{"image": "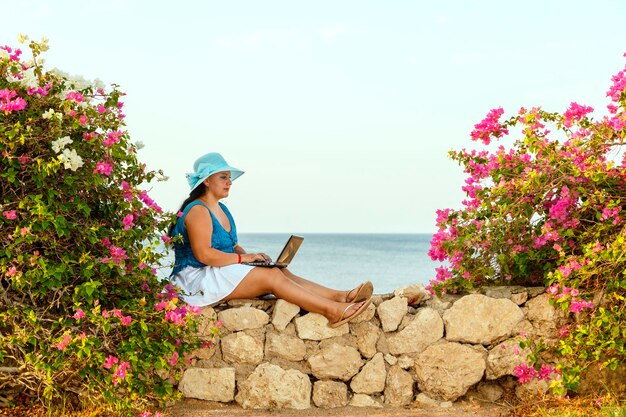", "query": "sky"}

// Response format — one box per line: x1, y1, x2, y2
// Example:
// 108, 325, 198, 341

2, 0, 625, 233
